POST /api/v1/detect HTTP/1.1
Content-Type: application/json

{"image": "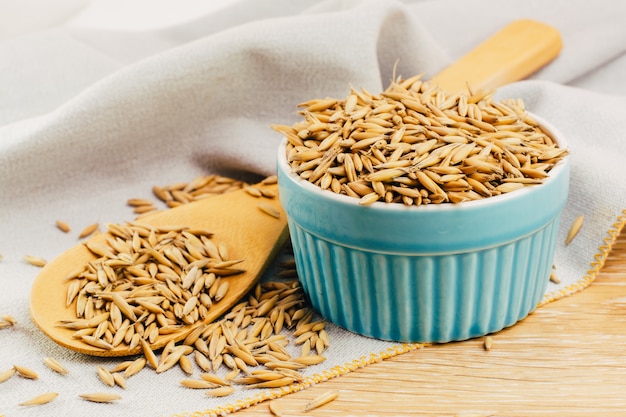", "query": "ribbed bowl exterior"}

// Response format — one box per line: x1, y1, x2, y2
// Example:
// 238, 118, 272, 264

287, 215, 559, 342
277, 114, 569, 343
